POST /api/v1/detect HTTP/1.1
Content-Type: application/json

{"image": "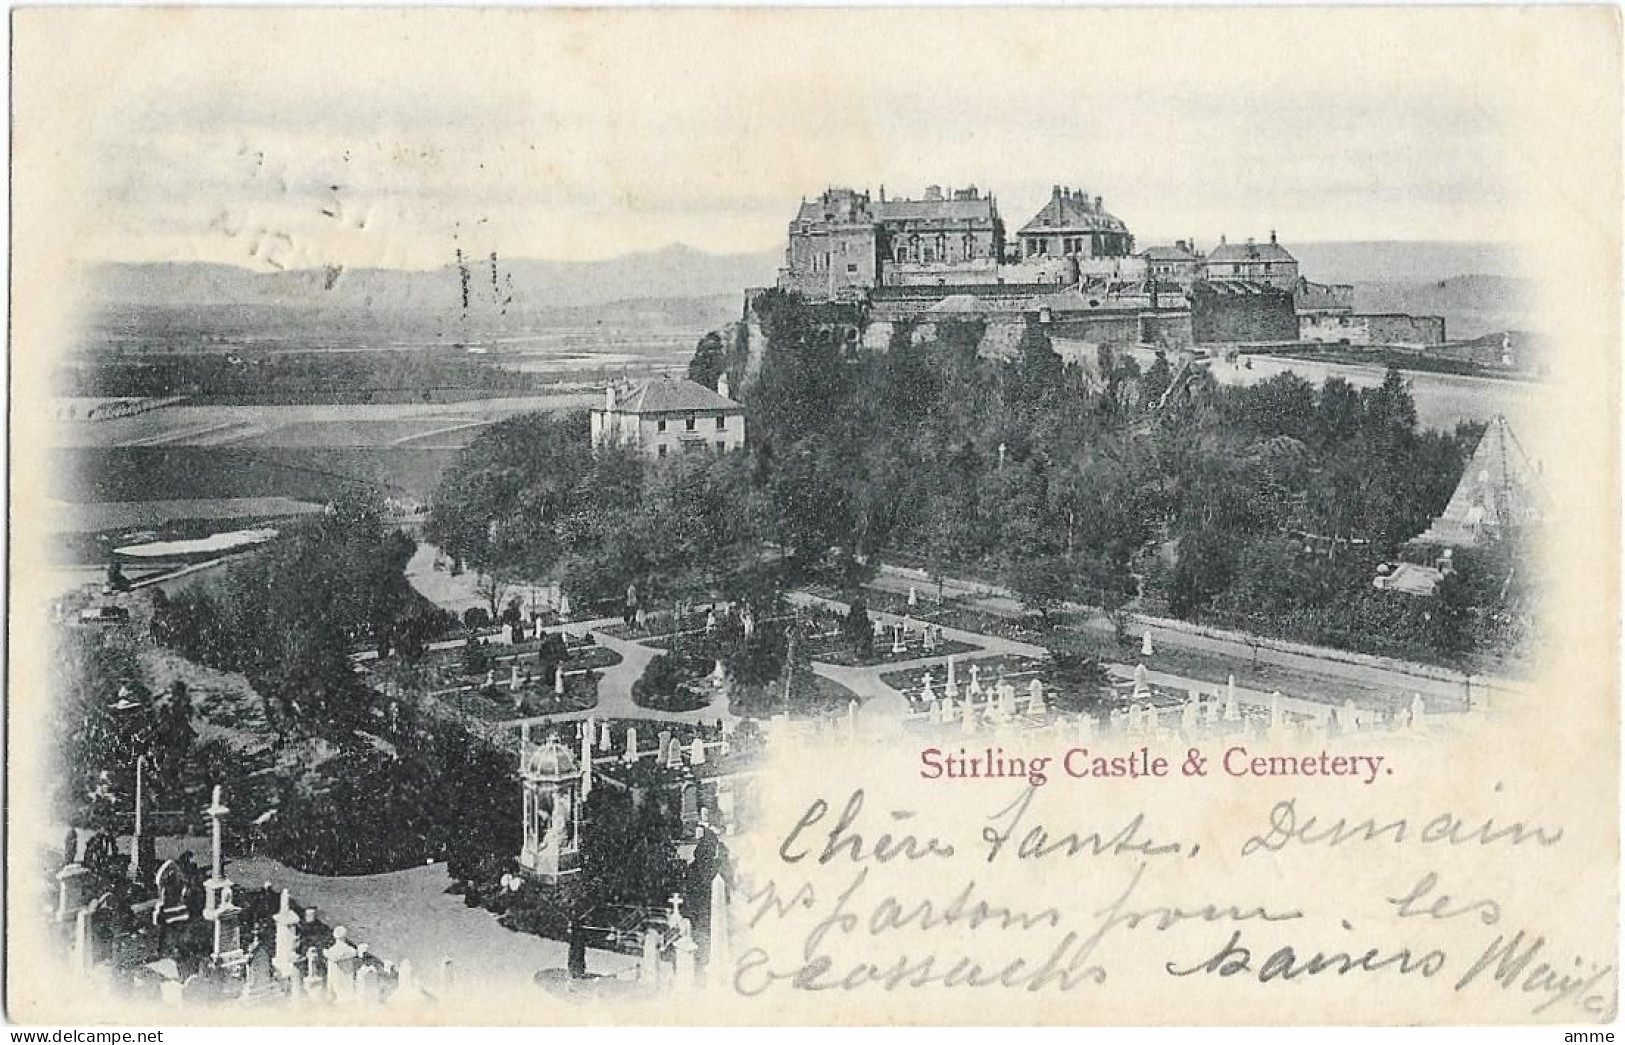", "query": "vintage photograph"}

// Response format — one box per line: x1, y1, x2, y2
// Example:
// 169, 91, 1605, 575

6, 7, 1619, 1027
